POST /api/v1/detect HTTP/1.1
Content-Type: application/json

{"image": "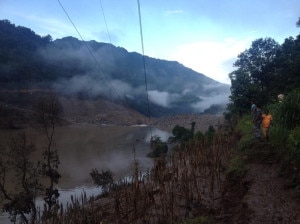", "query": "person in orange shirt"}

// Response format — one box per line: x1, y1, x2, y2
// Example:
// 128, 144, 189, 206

261, 109, 272, 142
